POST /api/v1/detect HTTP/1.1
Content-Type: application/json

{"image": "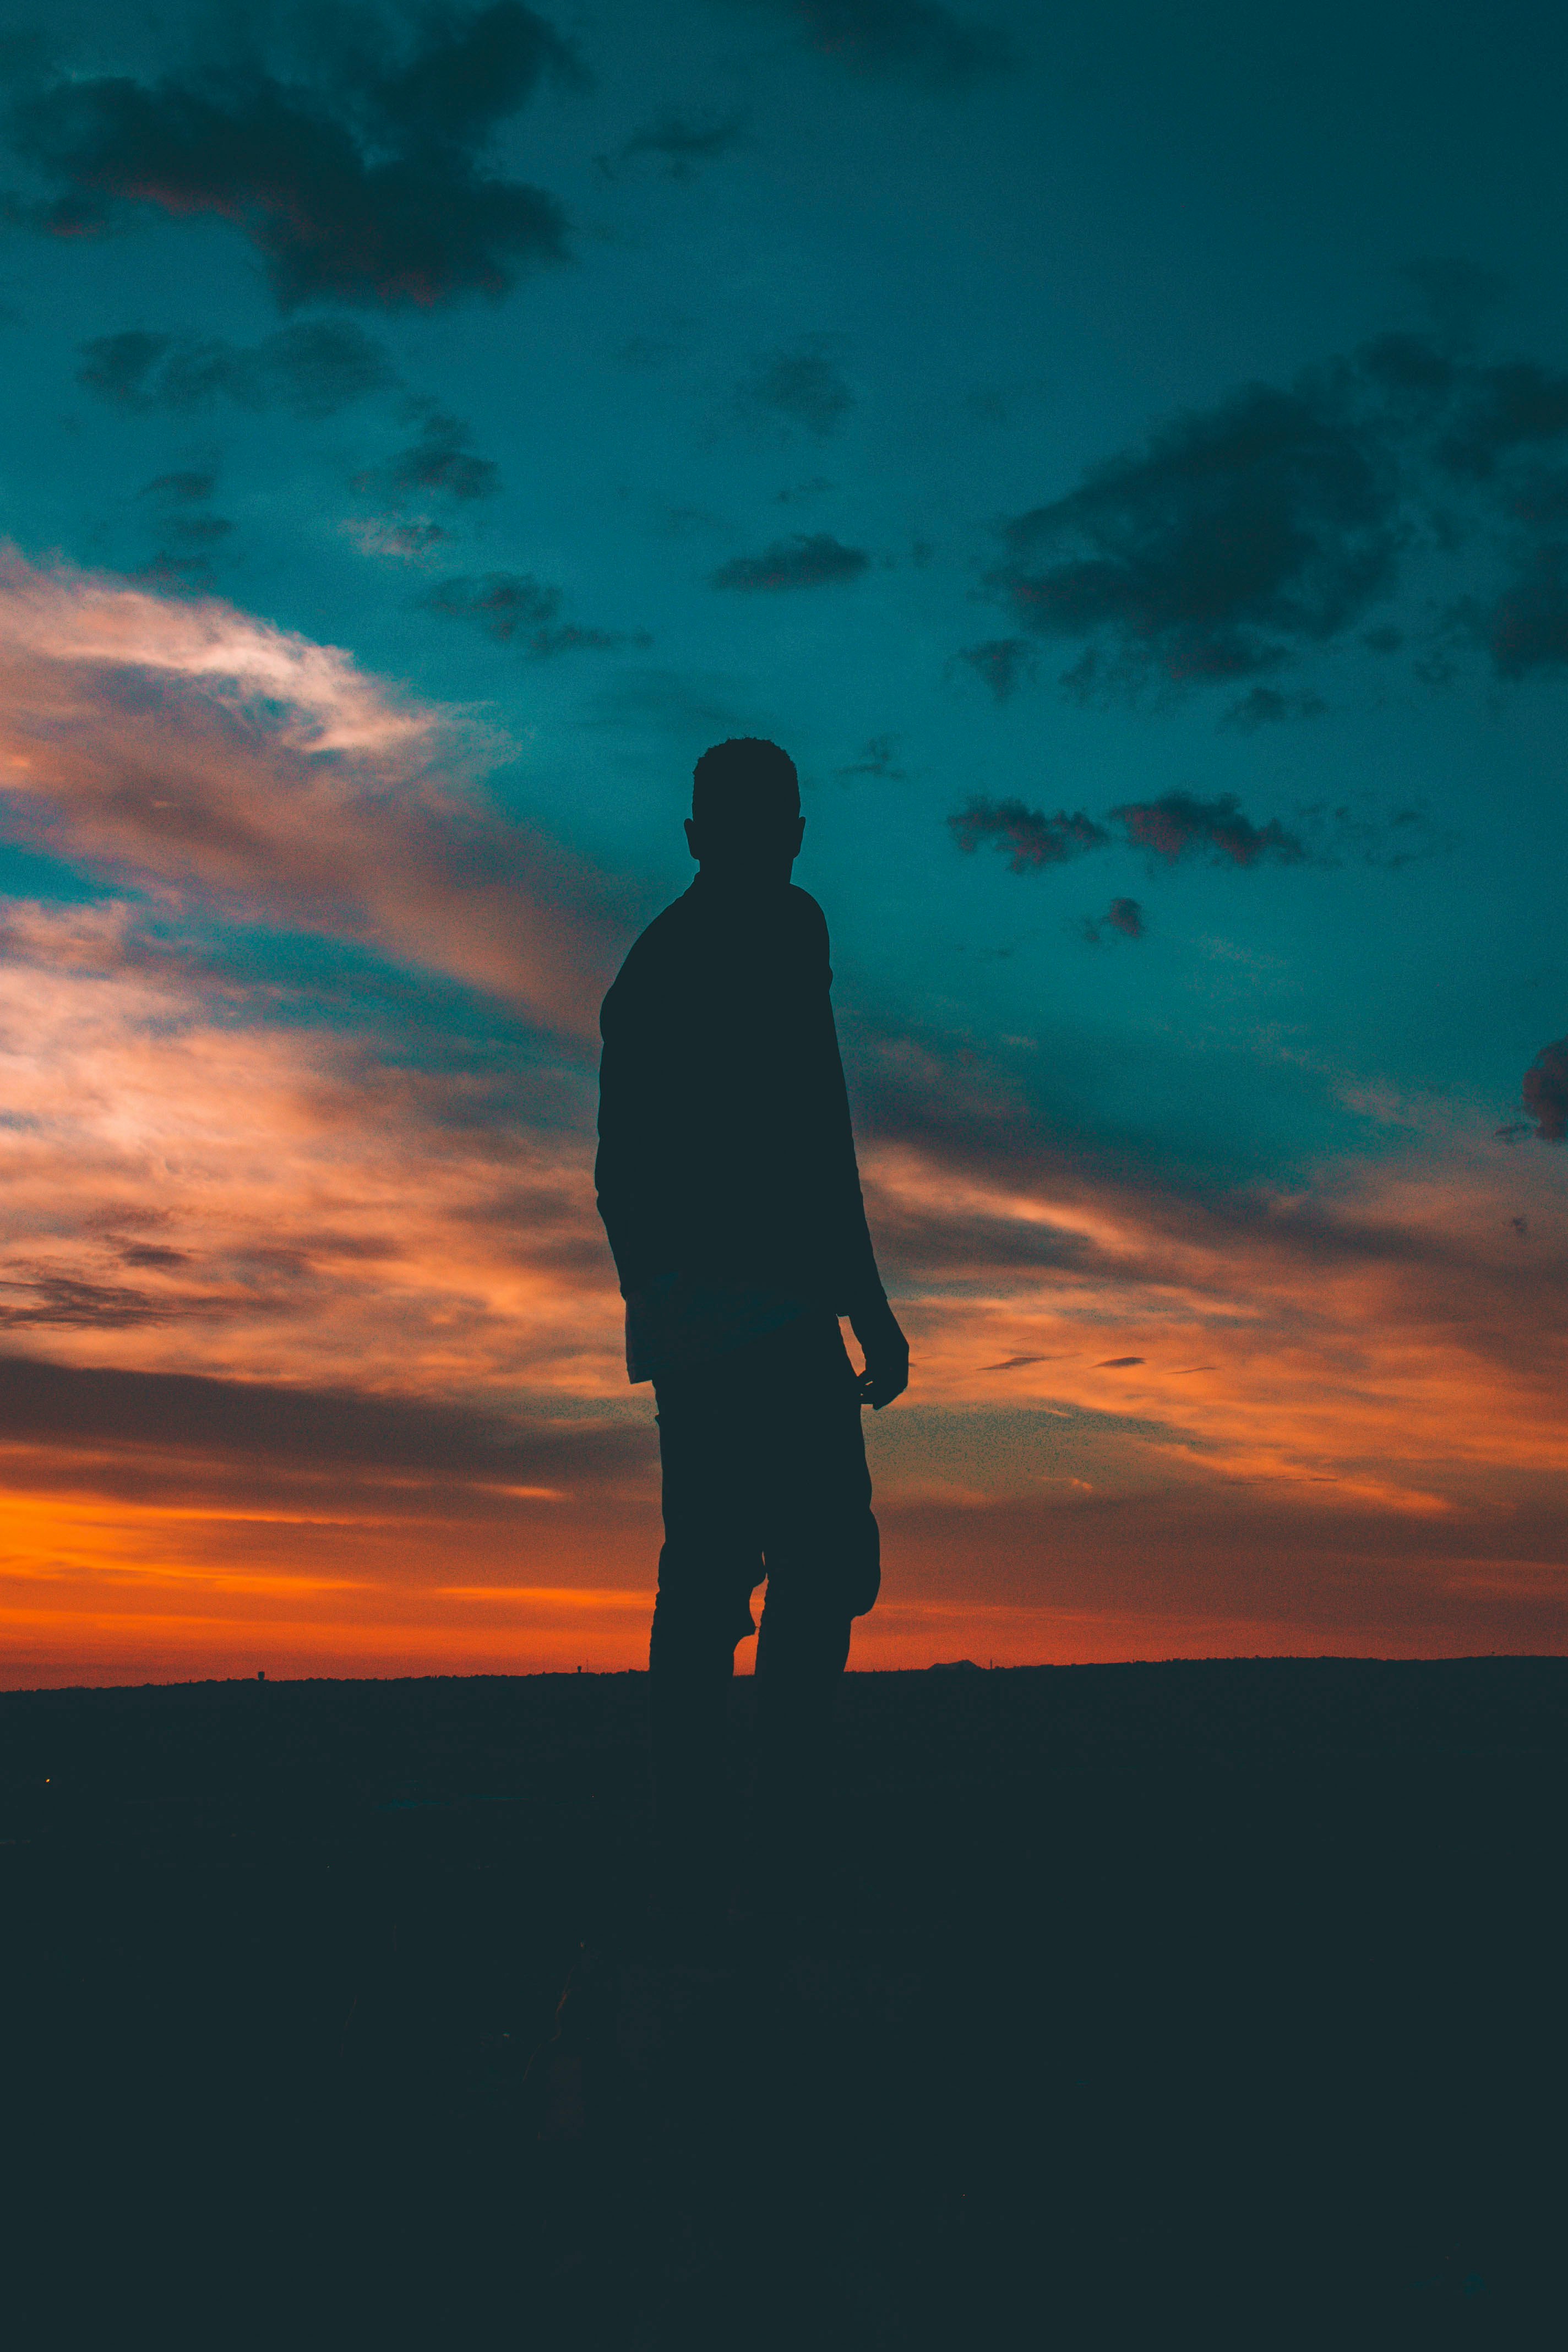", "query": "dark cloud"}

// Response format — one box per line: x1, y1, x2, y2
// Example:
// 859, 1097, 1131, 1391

990, 382, 1401, 692
982, 326, 1568, 700
424, 571, 649, 658
0, 1351, 646, 1484
1220, 685, 1328, 729
1435, 361, 1568, 479
78, 320, 395, 415
727, 0, 1015, 85
981, 1354, 1048, 1371
0, 1273, 166, 1328
836, 733, 907, 781
953, 637, 1037, 701
1291, 801, 1452, 870
130, 462, 233, 590
950, 788, 1424, 884
523, 624, 649, 658
711, 531, 869, 590
1515, 1037, 1568, 1142
427, 571, 557, 636
133, 552, 221, 594
597, 108, 746, 178
160, 516, 233, 547
737, 341, 855, 437
7, 4, 581, 308
139, 467, 218, 505
1110, 792, 1305, 869
868, 1189, 1098, 1278
1081, 896, 1145, 944
1096, 1356, 1145, 1368
358, 404, 499, 502
949, 797, 1109, 873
